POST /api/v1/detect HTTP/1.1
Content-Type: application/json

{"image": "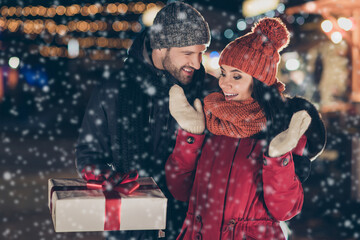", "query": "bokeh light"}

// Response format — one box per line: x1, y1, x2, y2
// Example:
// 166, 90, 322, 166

9, 56, 20, 69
